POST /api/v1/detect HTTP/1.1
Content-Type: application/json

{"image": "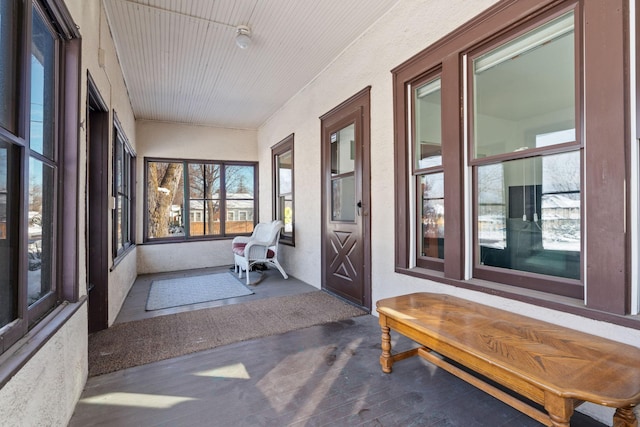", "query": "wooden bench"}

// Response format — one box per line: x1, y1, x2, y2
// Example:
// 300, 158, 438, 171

377, 292, 640, 427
